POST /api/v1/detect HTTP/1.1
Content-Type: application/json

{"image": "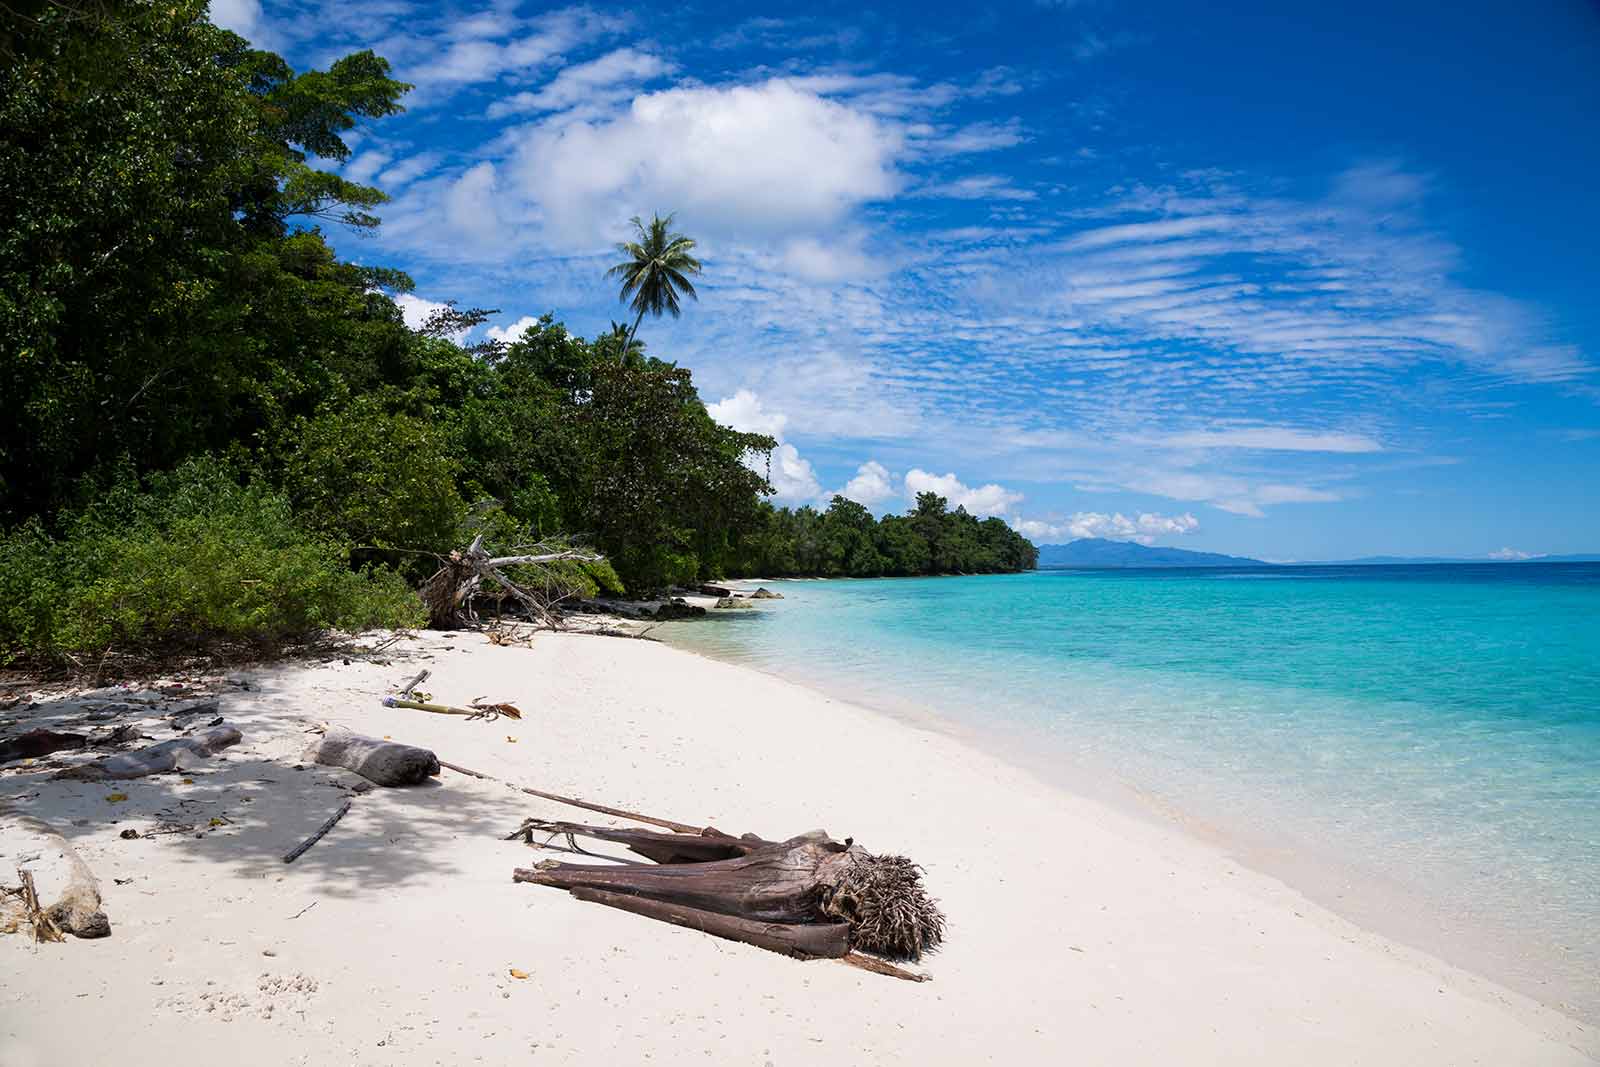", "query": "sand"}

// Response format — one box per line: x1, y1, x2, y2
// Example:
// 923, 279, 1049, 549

1, 629, 1593, 1065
